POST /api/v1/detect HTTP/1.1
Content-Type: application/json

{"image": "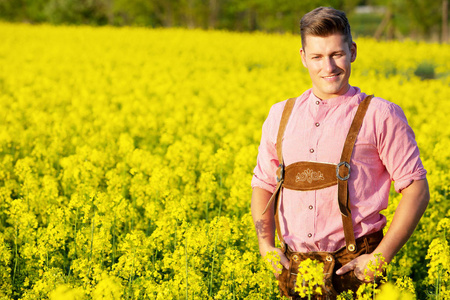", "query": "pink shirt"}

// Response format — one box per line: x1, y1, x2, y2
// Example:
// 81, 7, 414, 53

251, 86, 427, 252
